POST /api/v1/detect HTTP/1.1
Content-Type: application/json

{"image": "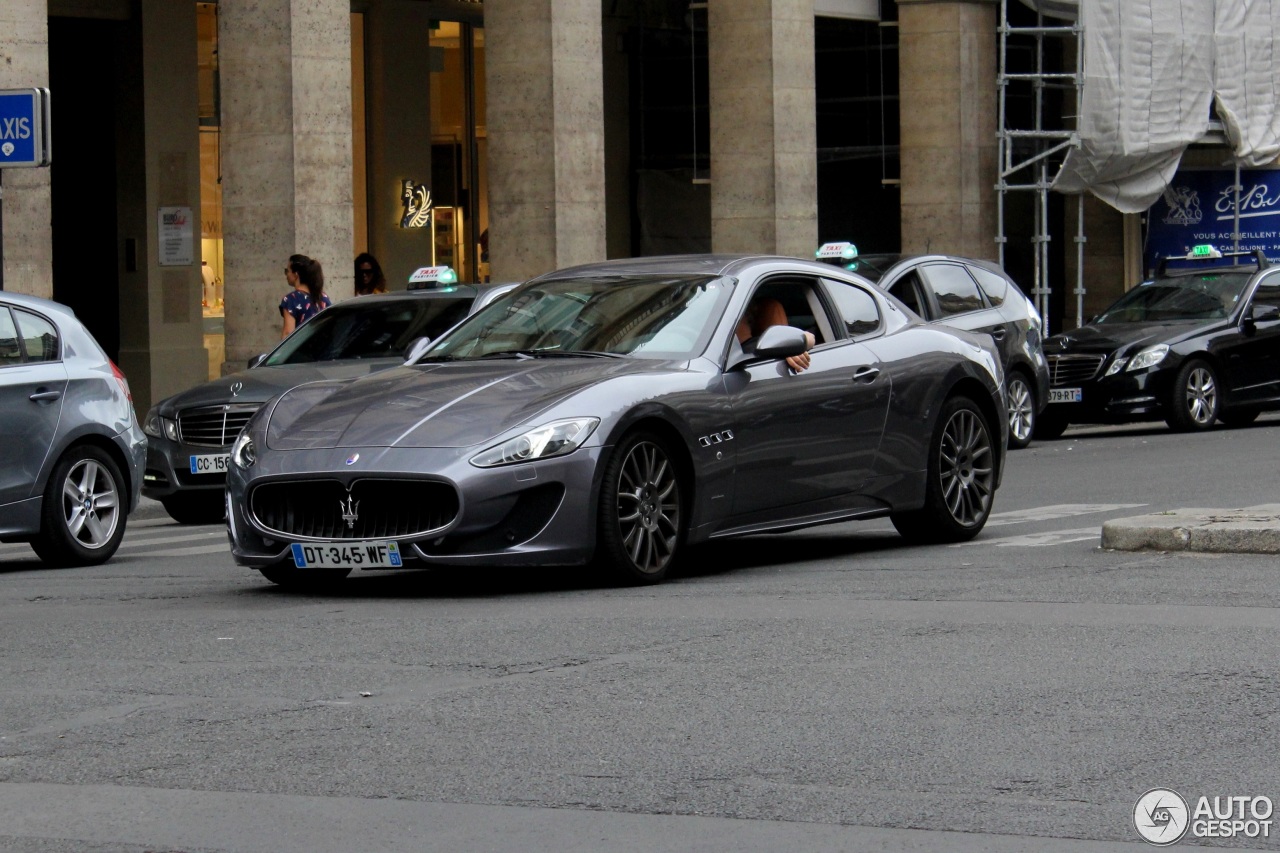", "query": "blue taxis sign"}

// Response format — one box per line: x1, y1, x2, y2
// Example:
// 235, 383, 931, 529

0, 88, 51, 168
